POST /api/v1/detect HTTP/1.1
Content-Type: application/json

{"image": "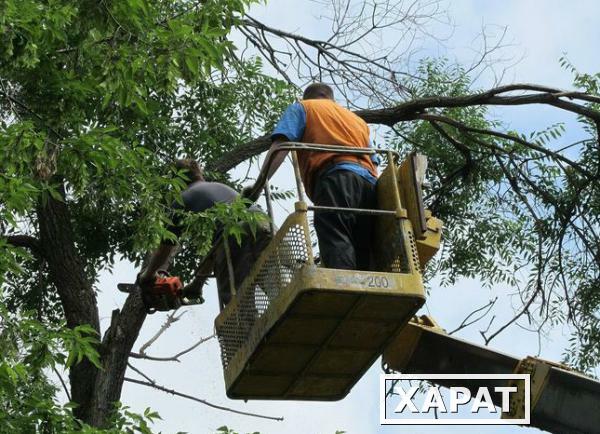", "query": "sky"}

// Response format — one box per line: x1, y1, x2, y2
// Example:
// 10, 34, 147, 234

90, 1, 600, 433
